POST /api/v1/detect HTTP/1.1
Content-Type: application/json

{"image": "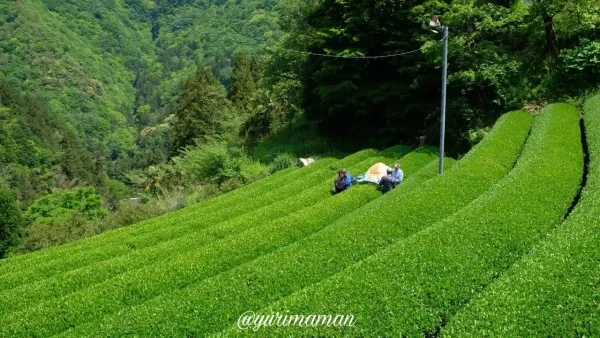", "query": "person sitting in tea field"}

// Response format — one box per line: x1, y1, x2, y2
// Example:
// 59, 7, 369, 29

332, 168, 354, 194
378, 168, 397, 194
391, 163, 404, 183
